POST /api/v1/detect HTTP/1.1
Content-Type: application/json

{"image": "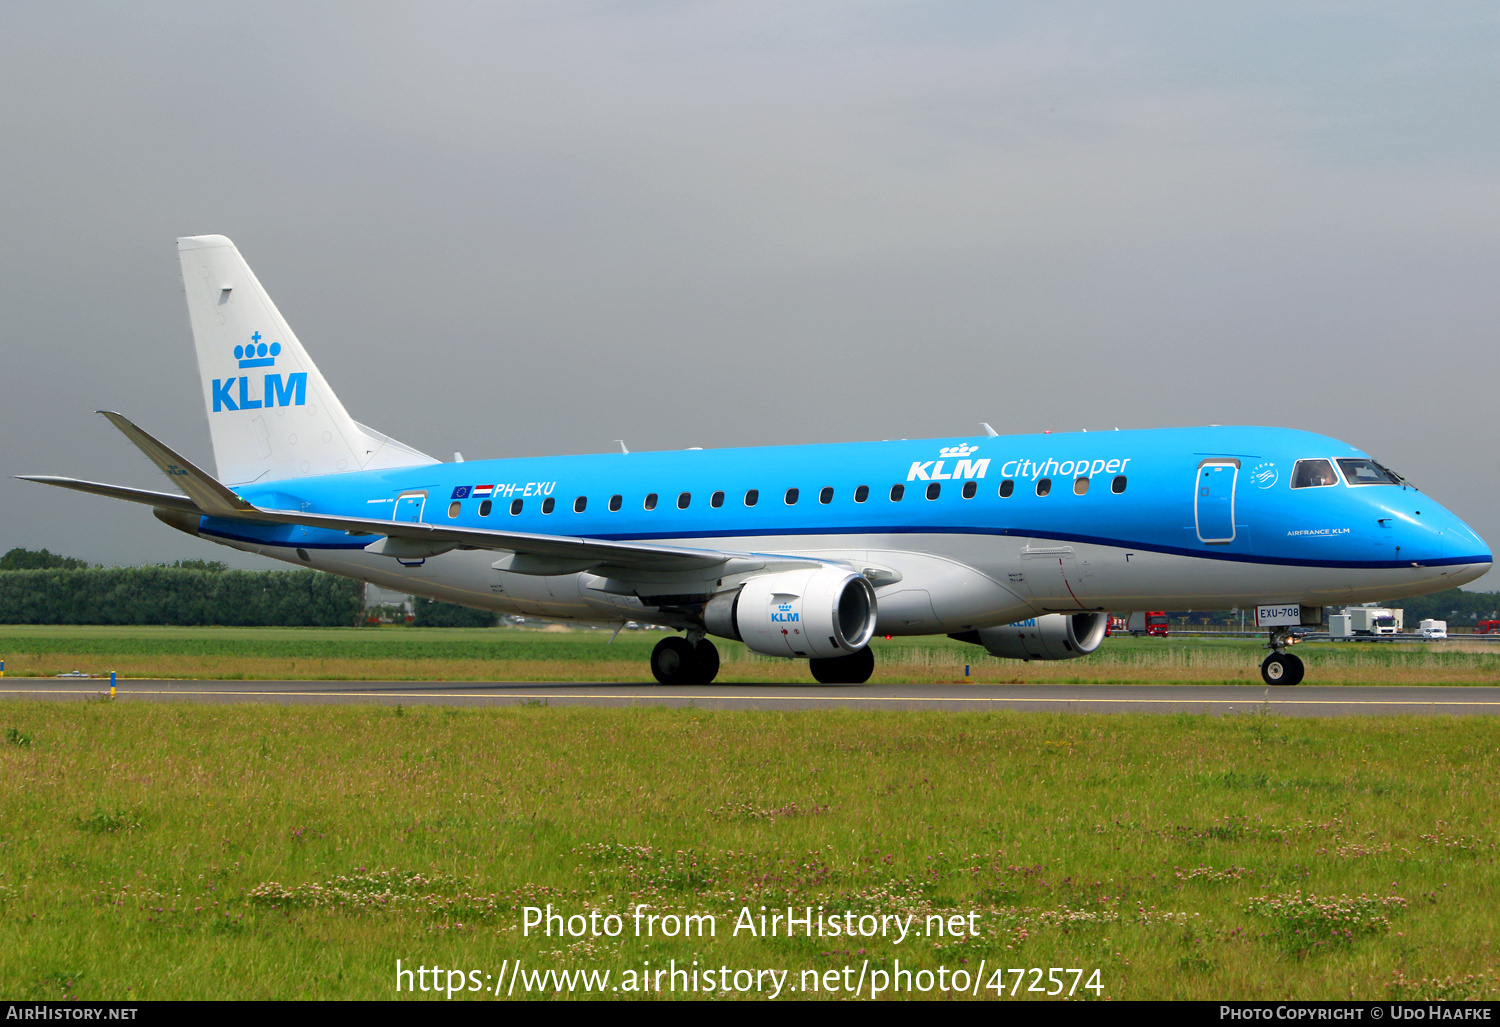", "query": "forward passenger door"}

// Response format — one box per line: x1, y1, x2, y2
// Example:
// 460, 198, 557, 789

1194, 460, 1238, 544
